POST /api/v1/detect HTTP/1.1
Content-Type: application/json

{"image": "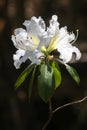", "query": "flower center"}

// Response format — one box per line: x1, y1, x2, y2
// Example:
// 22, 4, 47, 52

28, 34, 39, 48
